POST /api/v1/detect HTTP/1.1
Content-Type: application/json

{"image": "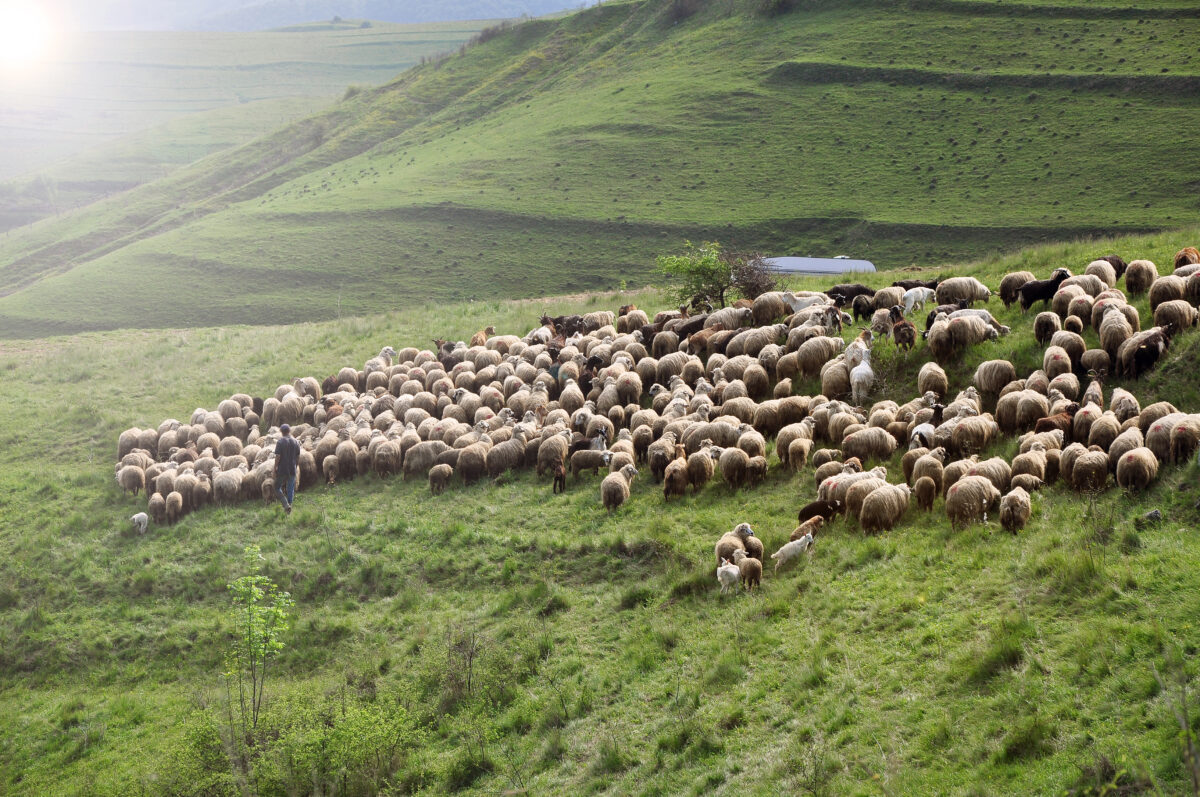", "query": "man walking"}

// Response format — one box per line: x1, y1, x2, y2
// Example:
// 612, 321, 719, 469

274, 423, 301, 515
